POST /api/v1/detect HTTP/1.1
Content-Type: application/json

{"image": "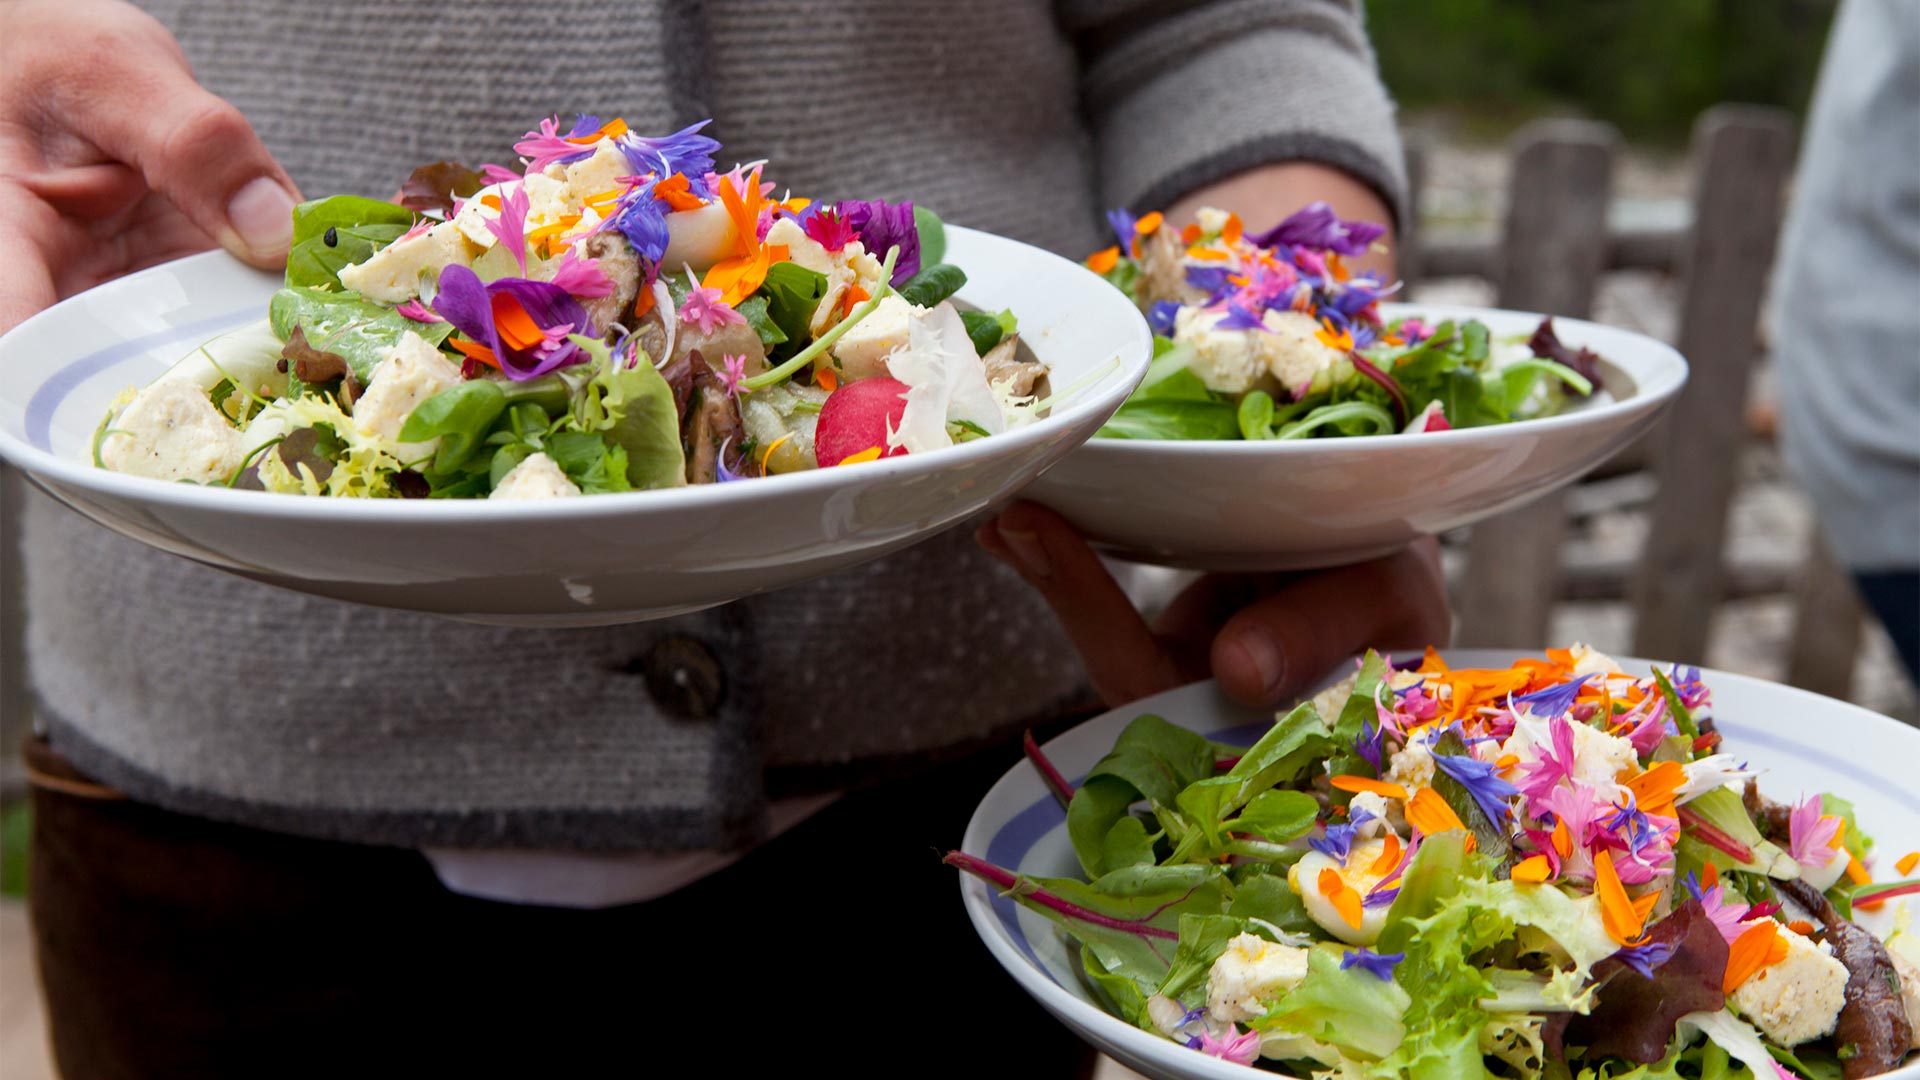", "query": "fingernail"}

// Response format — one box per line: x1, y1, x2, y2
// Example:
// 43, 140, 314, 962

997, 527, 1051, 579
225, 177, 295, 256
1230, 629, 1286, 698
